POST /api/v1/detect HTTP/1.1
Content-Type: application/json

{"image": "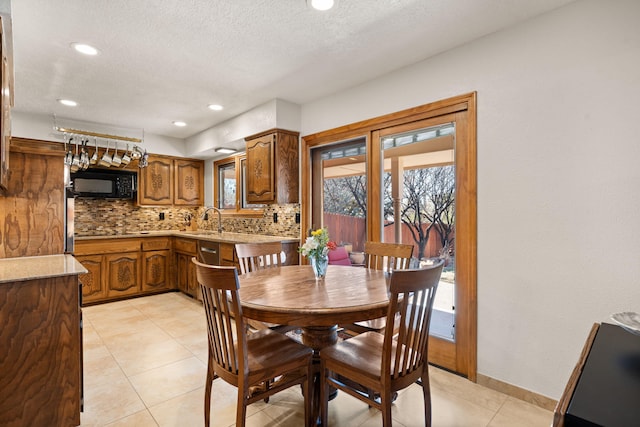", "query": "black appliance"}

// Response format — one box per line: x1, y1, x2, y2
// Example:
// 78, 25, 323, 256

70, 169, 137, 199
